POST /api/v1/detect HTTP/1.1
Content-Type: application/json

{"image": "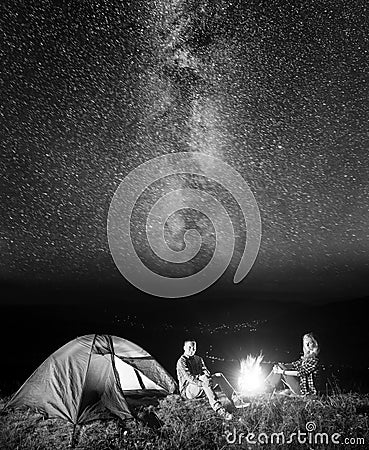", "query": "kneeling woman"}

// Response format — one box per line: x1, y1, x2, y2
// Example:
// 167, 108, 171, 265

266, 333, 319, 396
